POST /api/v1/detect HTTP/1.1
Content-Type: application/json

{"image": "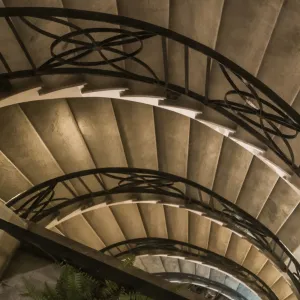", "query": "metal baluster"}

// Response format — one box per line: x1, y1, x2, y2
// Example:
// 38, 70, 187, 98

78, 177, 92, 193
5, 16, 36, 71
210, 195, 215, 211
271, 238, 276, 253
78, 177, 95, 207
0, 52, 12, 93
205, 57, 211, 104
184, 45, 189, 95
287, 258, 292, 269
279, 247, 285, 261
161, 36, 168, 92
198, 189, 204, 204
0, 52, 11, 73
62, 181, 77, 198
94, 174, 108, 191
